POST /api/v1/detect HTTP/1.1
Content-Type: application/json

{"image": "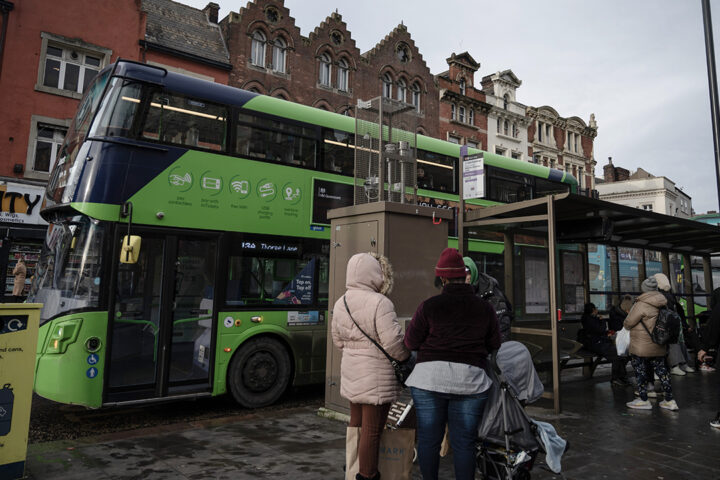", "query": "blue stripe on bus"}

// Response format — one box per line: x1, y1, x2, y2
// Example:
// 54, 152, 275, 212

548, 169, 564, 182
